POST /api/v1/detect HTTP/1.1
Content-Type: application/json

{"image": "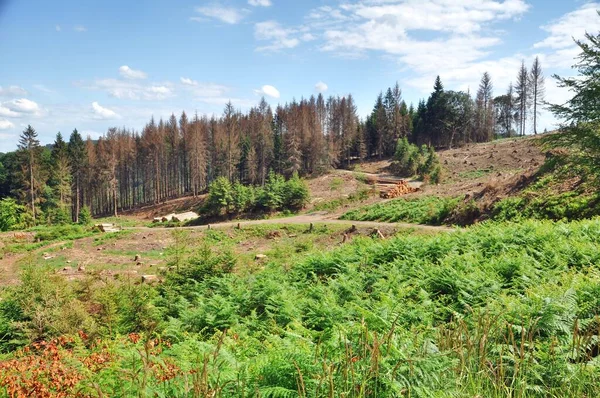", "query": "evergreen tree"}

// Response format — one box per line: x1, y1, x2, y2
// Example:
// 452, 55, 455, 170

515, 61, 530, 136
68, 129, 87, 222
547, 28, 600, 168
529, 56, 546, 135
50, 132, 72, 216
17, 125, 42, 221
